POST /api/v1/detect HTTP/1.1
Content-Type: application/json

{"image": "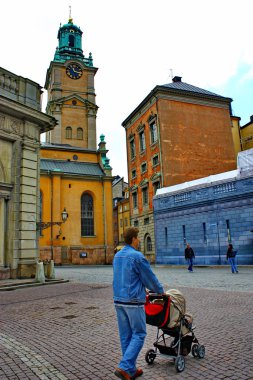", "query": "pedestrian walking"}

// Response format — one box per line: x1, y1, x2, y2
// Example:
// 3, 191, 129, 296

185, 243, 195, 272
226, 243, 238, 273
113, 227, 164, 380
